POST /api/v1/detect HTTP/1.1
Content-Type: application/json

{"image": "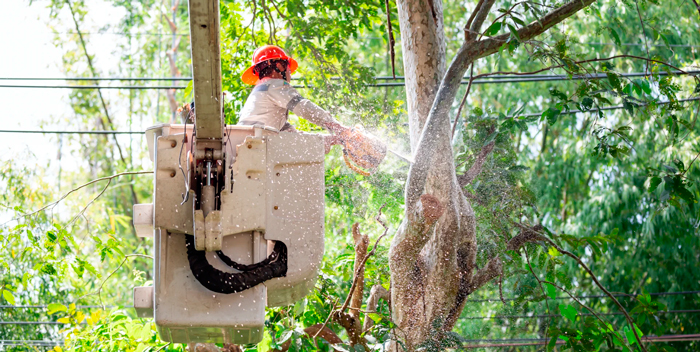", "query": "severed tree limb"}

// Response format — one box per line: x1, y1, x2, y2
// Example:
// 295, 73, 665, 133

333, 223, 370, 346
362, 285, 390, 332
350, 223, 369, 318
457, 140, 495, 187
